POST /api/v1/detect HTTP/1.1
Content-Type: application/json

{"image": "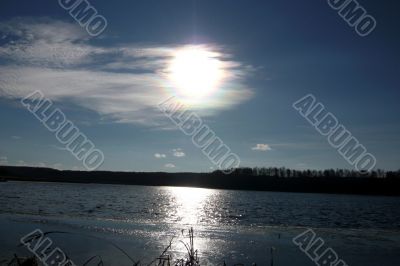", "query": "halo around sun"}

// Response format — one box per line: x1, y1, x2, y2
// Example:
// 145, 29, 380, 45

167, 46, 226, 105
